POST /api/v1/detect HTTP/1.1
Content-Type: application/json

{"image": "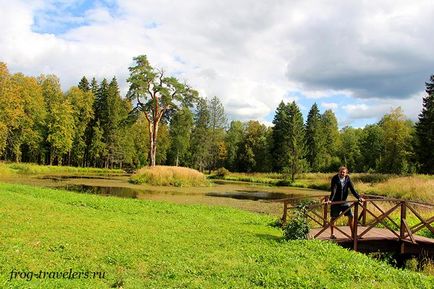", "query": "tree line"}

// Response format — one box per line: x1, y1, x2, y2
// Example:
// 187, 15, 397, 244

0, 59, 433, 175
